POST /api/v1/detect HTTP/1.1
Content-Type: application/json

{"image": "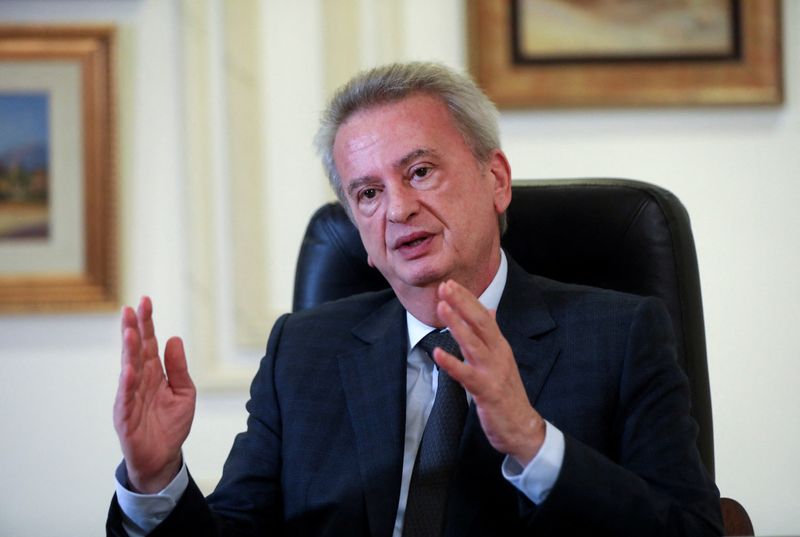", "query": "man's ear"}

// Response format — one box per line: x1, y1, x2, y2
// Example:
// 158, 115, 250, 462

487, 149, 512, 214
